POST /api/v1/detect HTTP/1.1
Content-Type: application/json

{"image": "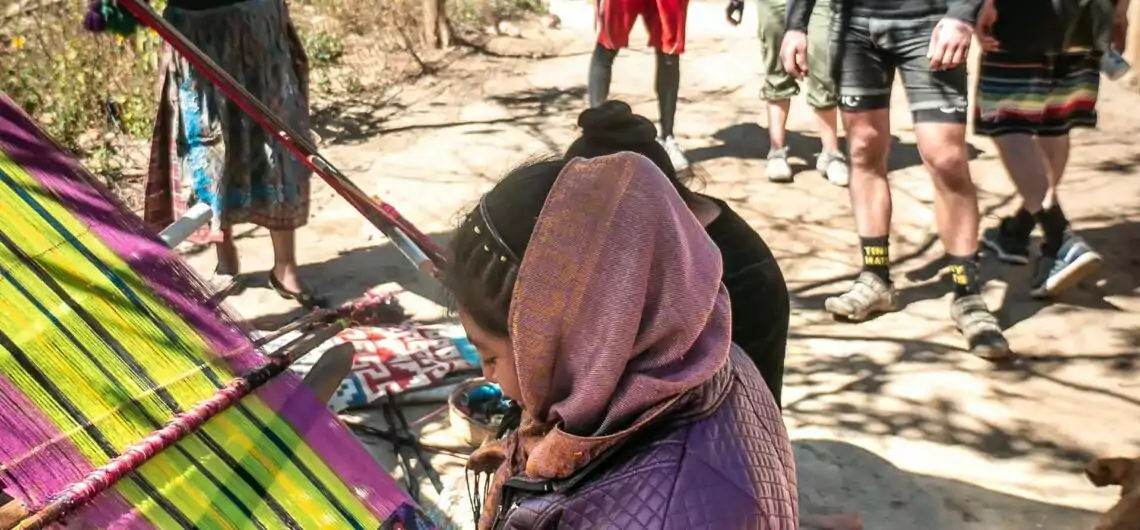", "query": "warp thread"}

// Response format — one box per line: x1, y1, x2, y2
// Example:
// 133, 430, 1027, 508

14, 351, 302, 530
82, 0, 146, 36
